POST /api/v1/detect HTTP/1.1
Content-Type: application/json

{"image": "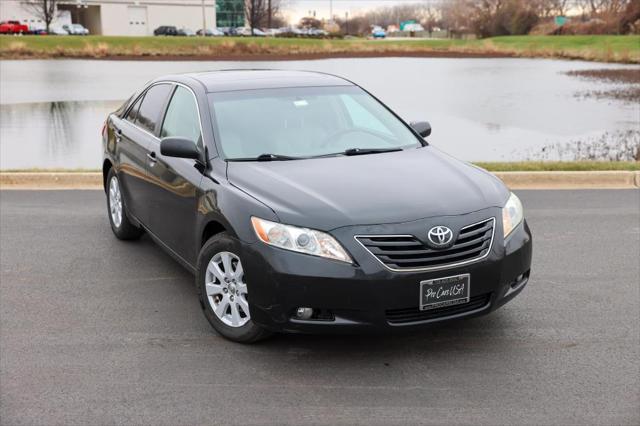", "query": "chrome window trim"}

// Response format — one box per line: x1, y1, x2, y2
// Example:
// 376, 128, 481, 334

159, 82, 205, 148
122, 81, 205, 147
354, 217, 496, 273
